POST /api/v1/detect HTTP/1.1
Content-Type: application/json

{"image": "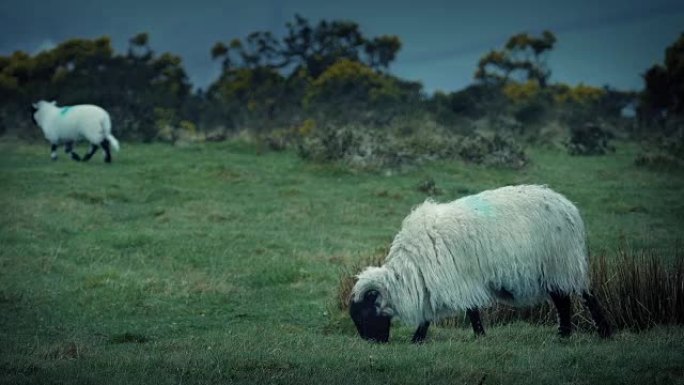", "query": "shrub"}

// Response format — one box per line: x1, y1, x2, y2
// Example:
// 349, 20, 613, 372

295, 124, 415, 169
428, 84, 504, 123
296, 125, 366, 163
262, 128, 296, 152
635, 125, 684, 170
566, 122, 615, 155
416, 177, 442, 196
458, 132, 528, 168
